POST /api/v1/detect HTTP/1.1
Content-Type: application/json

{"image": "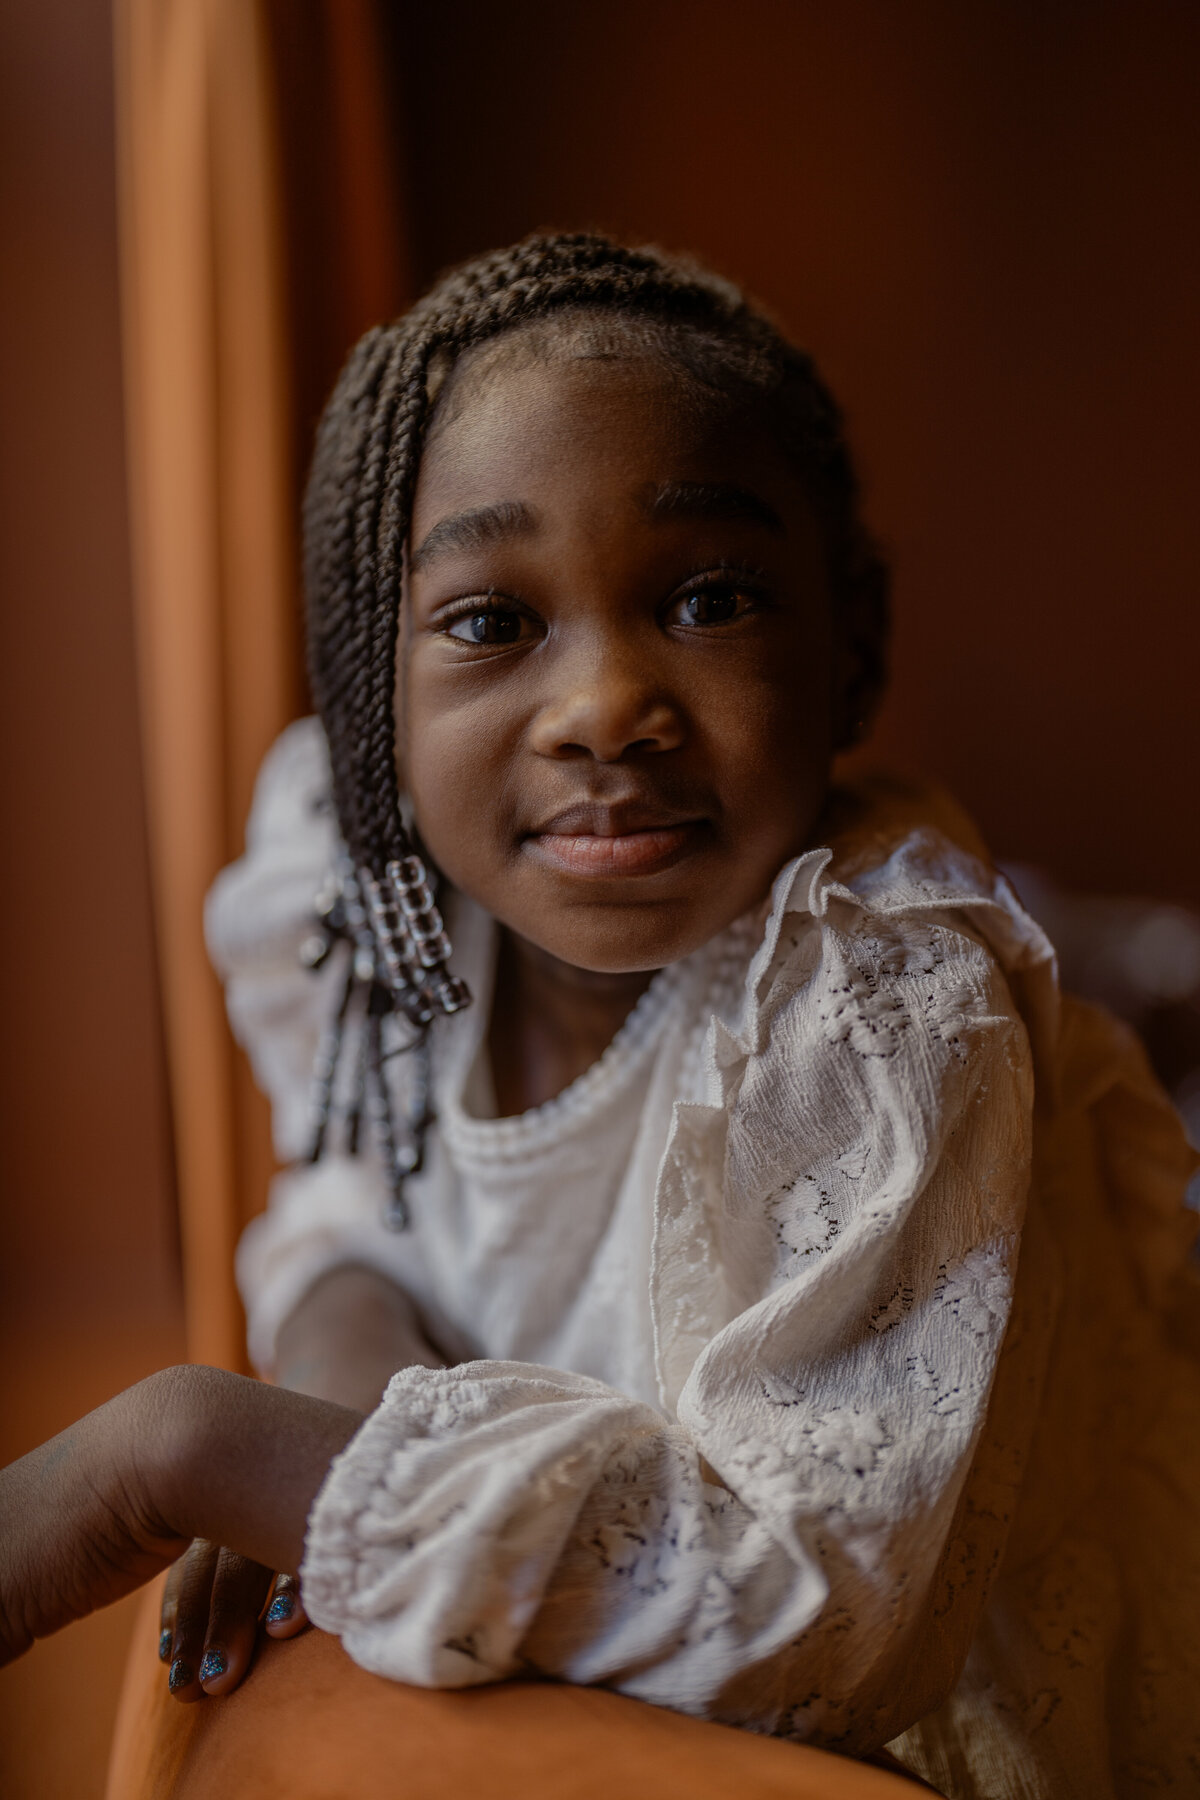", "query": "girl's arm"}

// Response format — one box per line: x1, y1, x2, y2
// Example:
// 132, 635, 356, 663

0, 1366, 360, 1669
274, 1264, 445, 1411
158, 1267, 444, 1701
